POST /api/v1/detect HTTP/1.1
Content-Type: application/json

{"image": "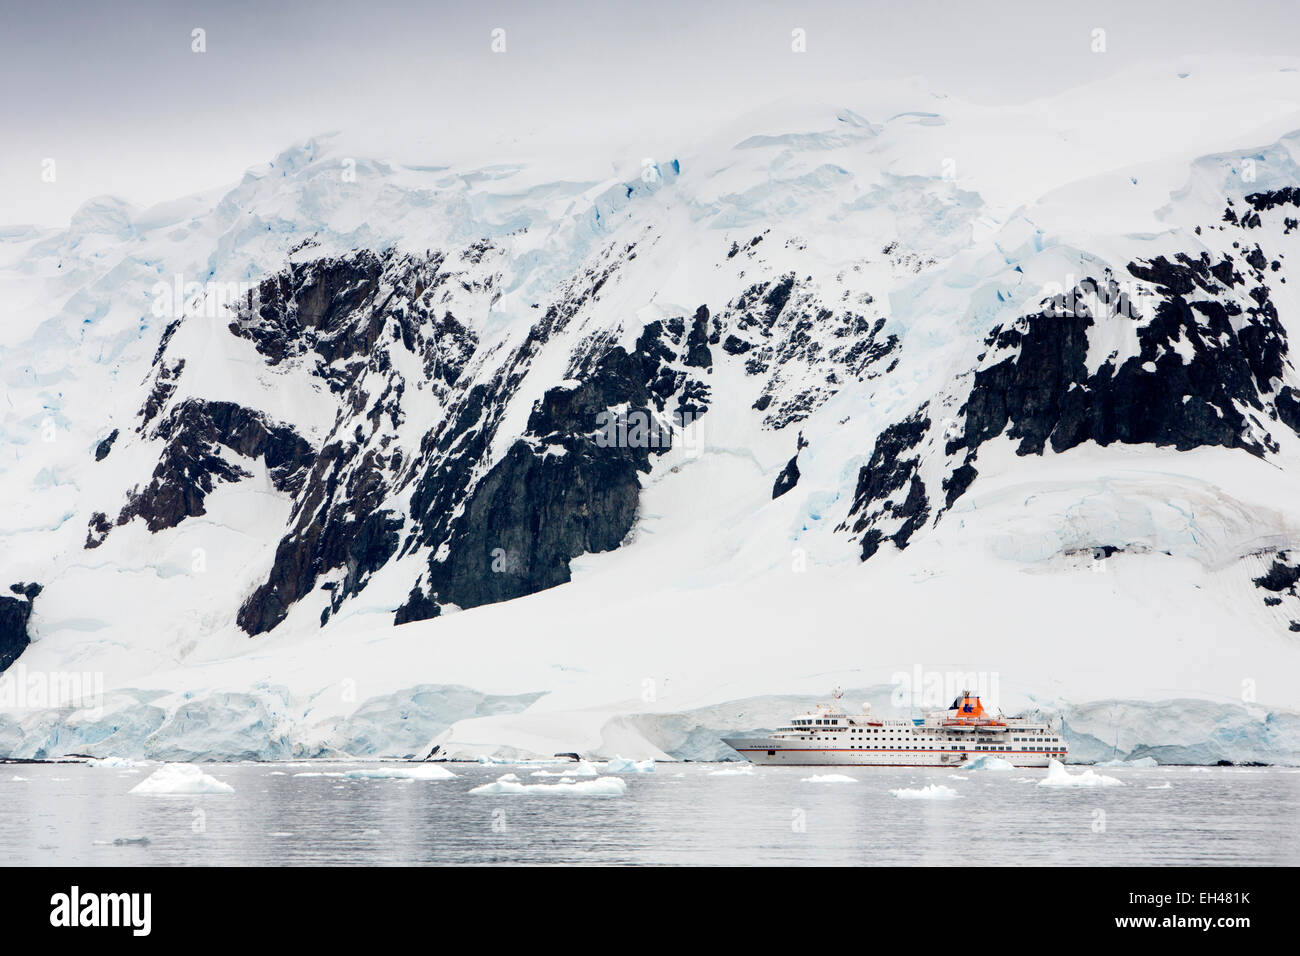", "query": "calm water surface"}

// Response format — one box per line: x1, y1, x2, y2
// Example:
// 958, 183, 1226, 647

3, 762, 1296, 866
